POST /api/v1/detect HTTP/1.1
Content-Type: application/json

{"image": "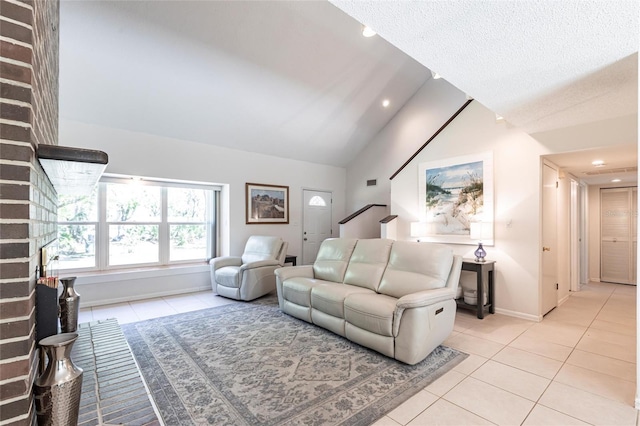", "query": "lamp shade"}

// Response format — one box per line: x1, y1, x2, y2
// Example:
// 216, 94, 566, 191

470, 222, 493, 241
411, 222, 437, 238
410, 222, 428, 238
